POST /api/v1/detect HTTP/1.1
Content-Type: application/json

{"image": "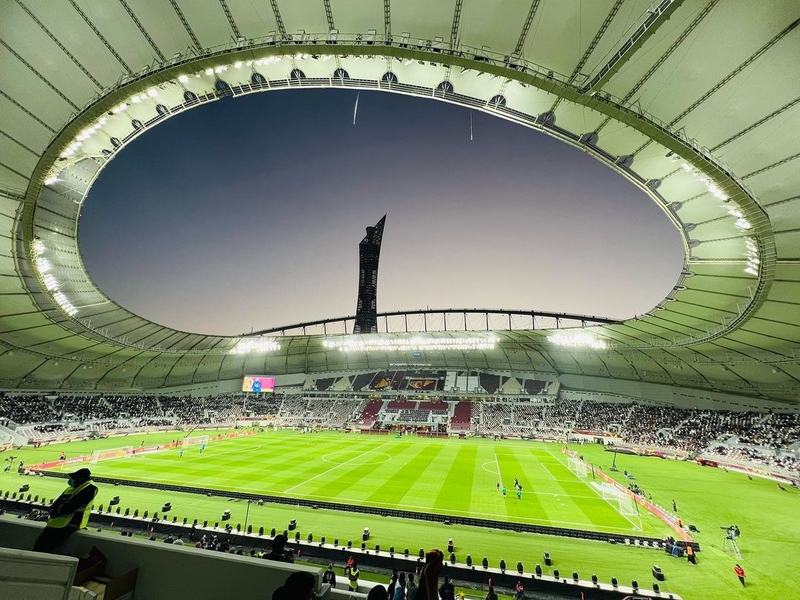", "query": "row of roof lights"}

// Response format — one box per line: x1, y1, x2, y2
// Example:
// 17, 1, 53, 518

323, 335, 499, 352
679, 162, 752, 230
230, 338, 282, 354
744, 237, 759, 277
59, 88, 159, 160
178, 56, 285, 83
548, 331, 608, 350
50, 56, 293, 183
32, 240, 78, 316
